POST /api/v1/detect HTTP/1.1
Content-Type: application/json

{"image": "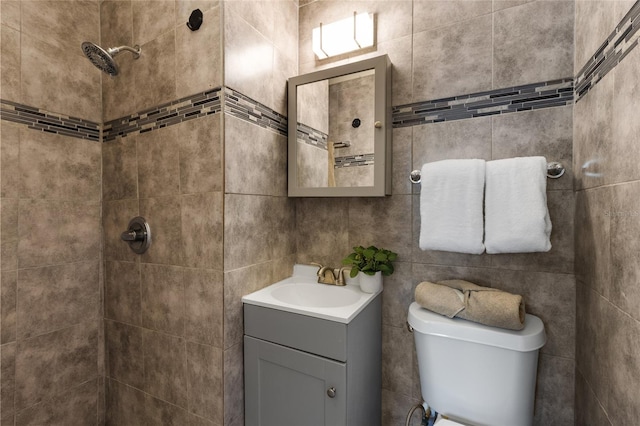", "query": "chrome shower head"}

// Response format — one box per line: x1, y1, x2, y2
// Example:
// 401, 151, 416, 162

81, 42, 141, 76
